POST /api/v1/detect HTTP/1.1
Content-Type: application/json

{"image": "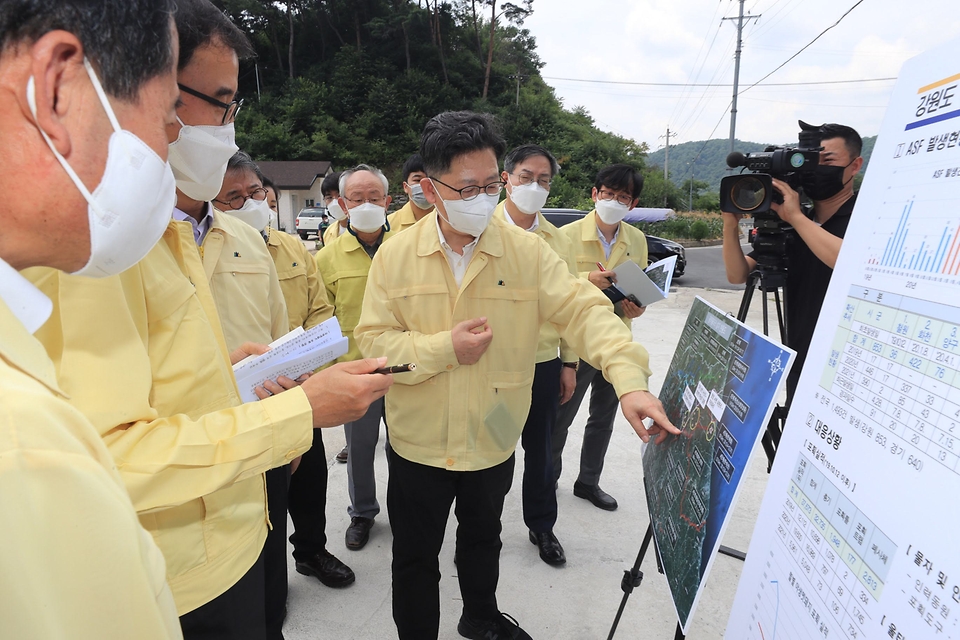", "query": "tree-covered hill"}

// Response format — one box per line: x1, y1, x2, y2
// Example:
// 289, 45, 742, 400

217, 0, 672, 210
